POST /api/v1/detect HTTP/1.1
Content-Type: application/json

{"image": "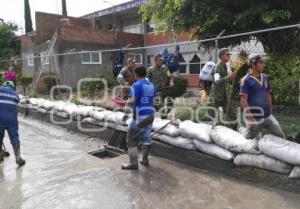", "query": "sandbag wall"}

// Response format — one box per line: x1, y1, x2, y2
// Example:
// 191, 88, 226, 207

20, 97, 300, 178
